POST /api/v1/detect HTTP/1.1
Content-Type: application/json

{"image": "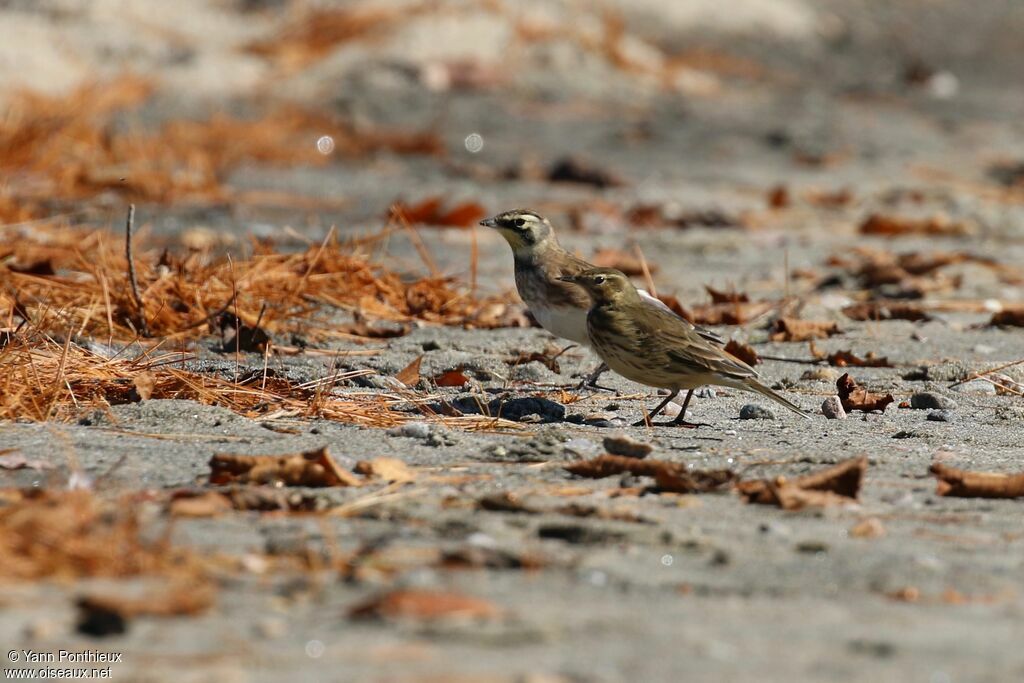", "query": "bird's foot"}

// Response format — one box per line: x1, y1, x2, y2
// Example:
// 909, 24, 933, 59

632, 418, 709, 429
576, 378, 617, 393
671, 420, 711, 429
